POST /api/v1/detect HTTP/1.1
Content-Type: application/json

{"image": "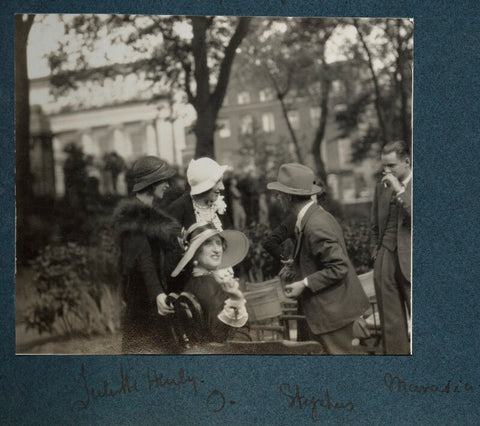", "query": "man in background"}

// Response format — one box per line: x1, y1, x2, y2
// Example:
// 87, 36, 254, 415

371, 140, 412, 354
